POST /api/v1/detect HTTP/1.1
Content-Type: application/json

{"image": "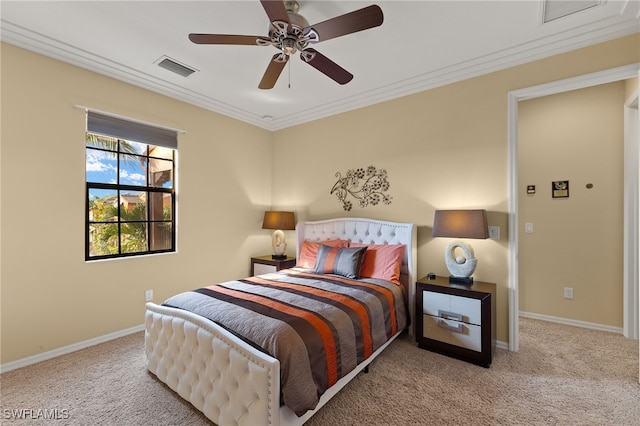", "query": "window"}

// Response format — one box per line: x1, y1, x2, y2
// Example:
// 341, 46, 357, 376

85, 111, 177, 260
